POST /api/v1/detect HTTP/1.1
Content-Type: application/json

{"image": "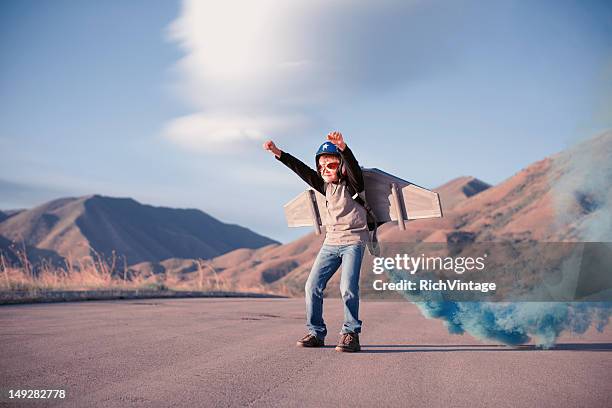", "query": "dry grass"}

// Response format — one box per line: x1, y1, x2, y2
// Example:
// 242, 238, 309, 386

0, 248, 292, 296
